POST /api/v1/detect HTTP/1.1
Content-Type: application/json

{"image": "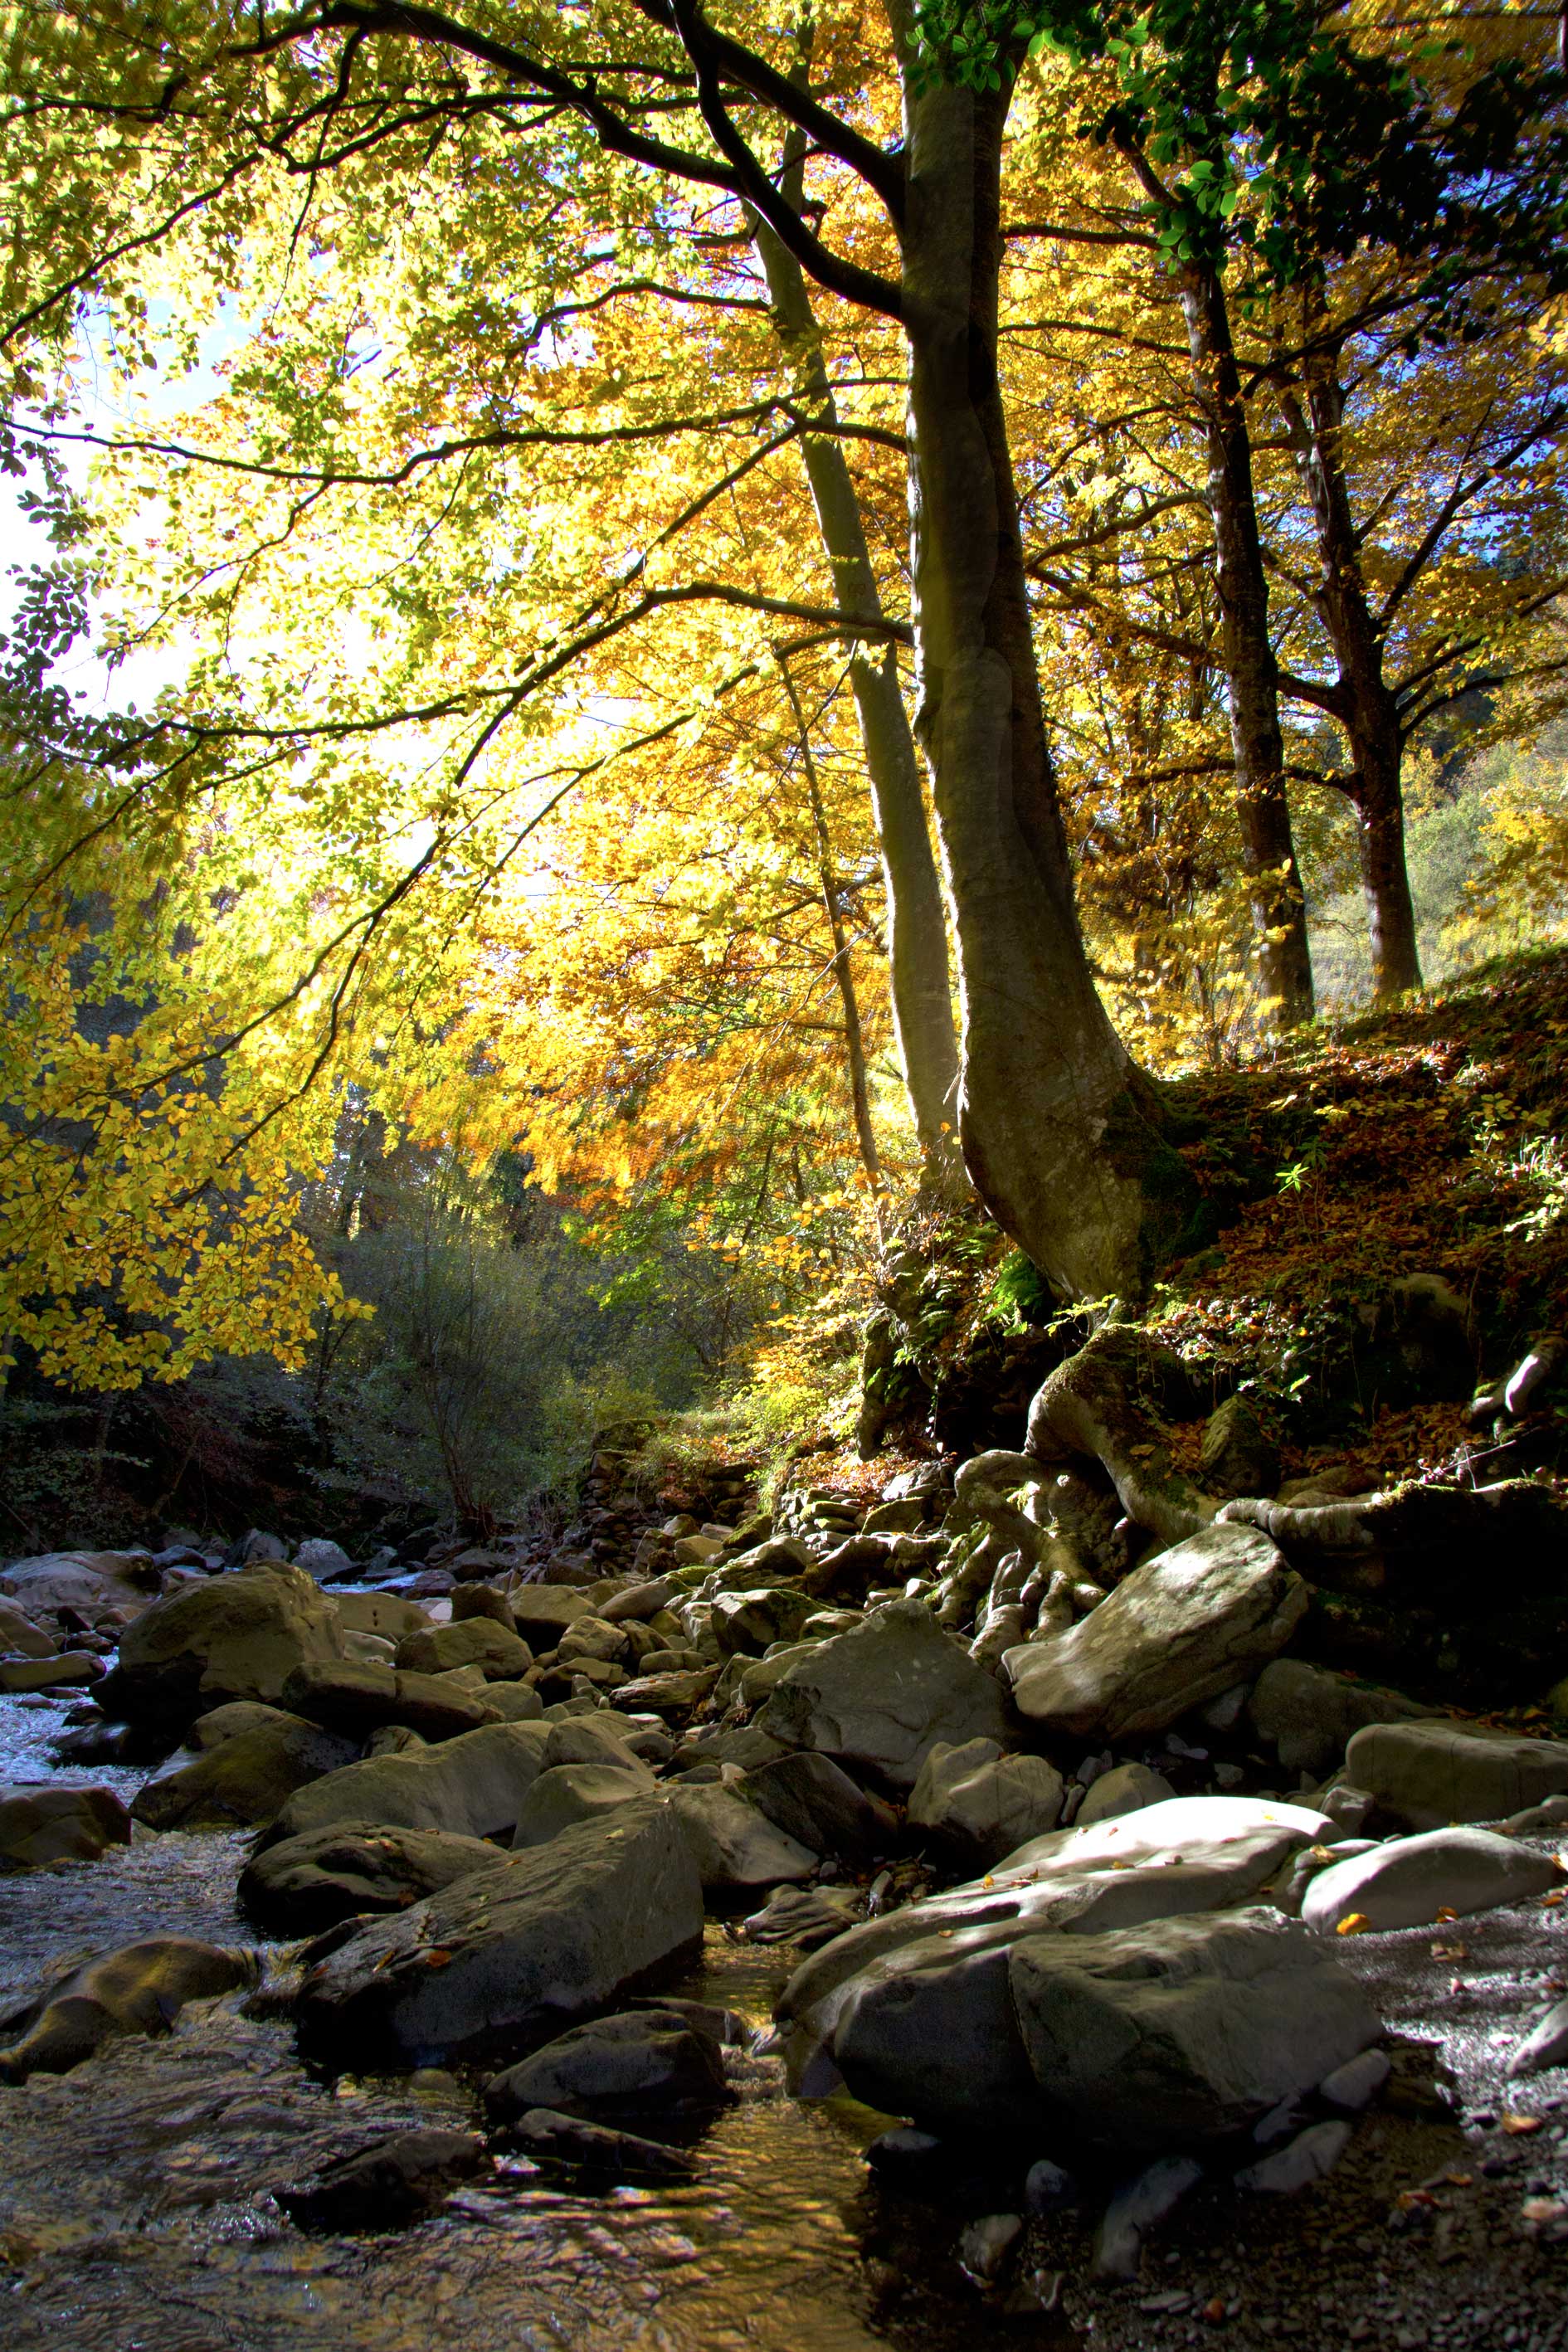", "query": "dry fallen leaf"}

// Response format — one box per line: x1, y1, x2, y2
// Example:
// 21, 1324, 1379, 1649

1501, 2114, 1543, 2136
424, 1948, 454, 1970
1434, 1906, 1459, 1923
1337, 1912, 1370, 1936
